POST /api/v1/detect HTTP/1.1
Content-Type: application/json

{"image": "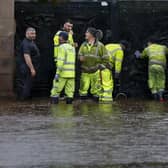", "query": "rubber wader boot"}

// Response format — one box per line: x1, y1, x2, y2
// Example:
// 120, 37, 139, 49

51, 97, 59, 104
66, 98, 73, 104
